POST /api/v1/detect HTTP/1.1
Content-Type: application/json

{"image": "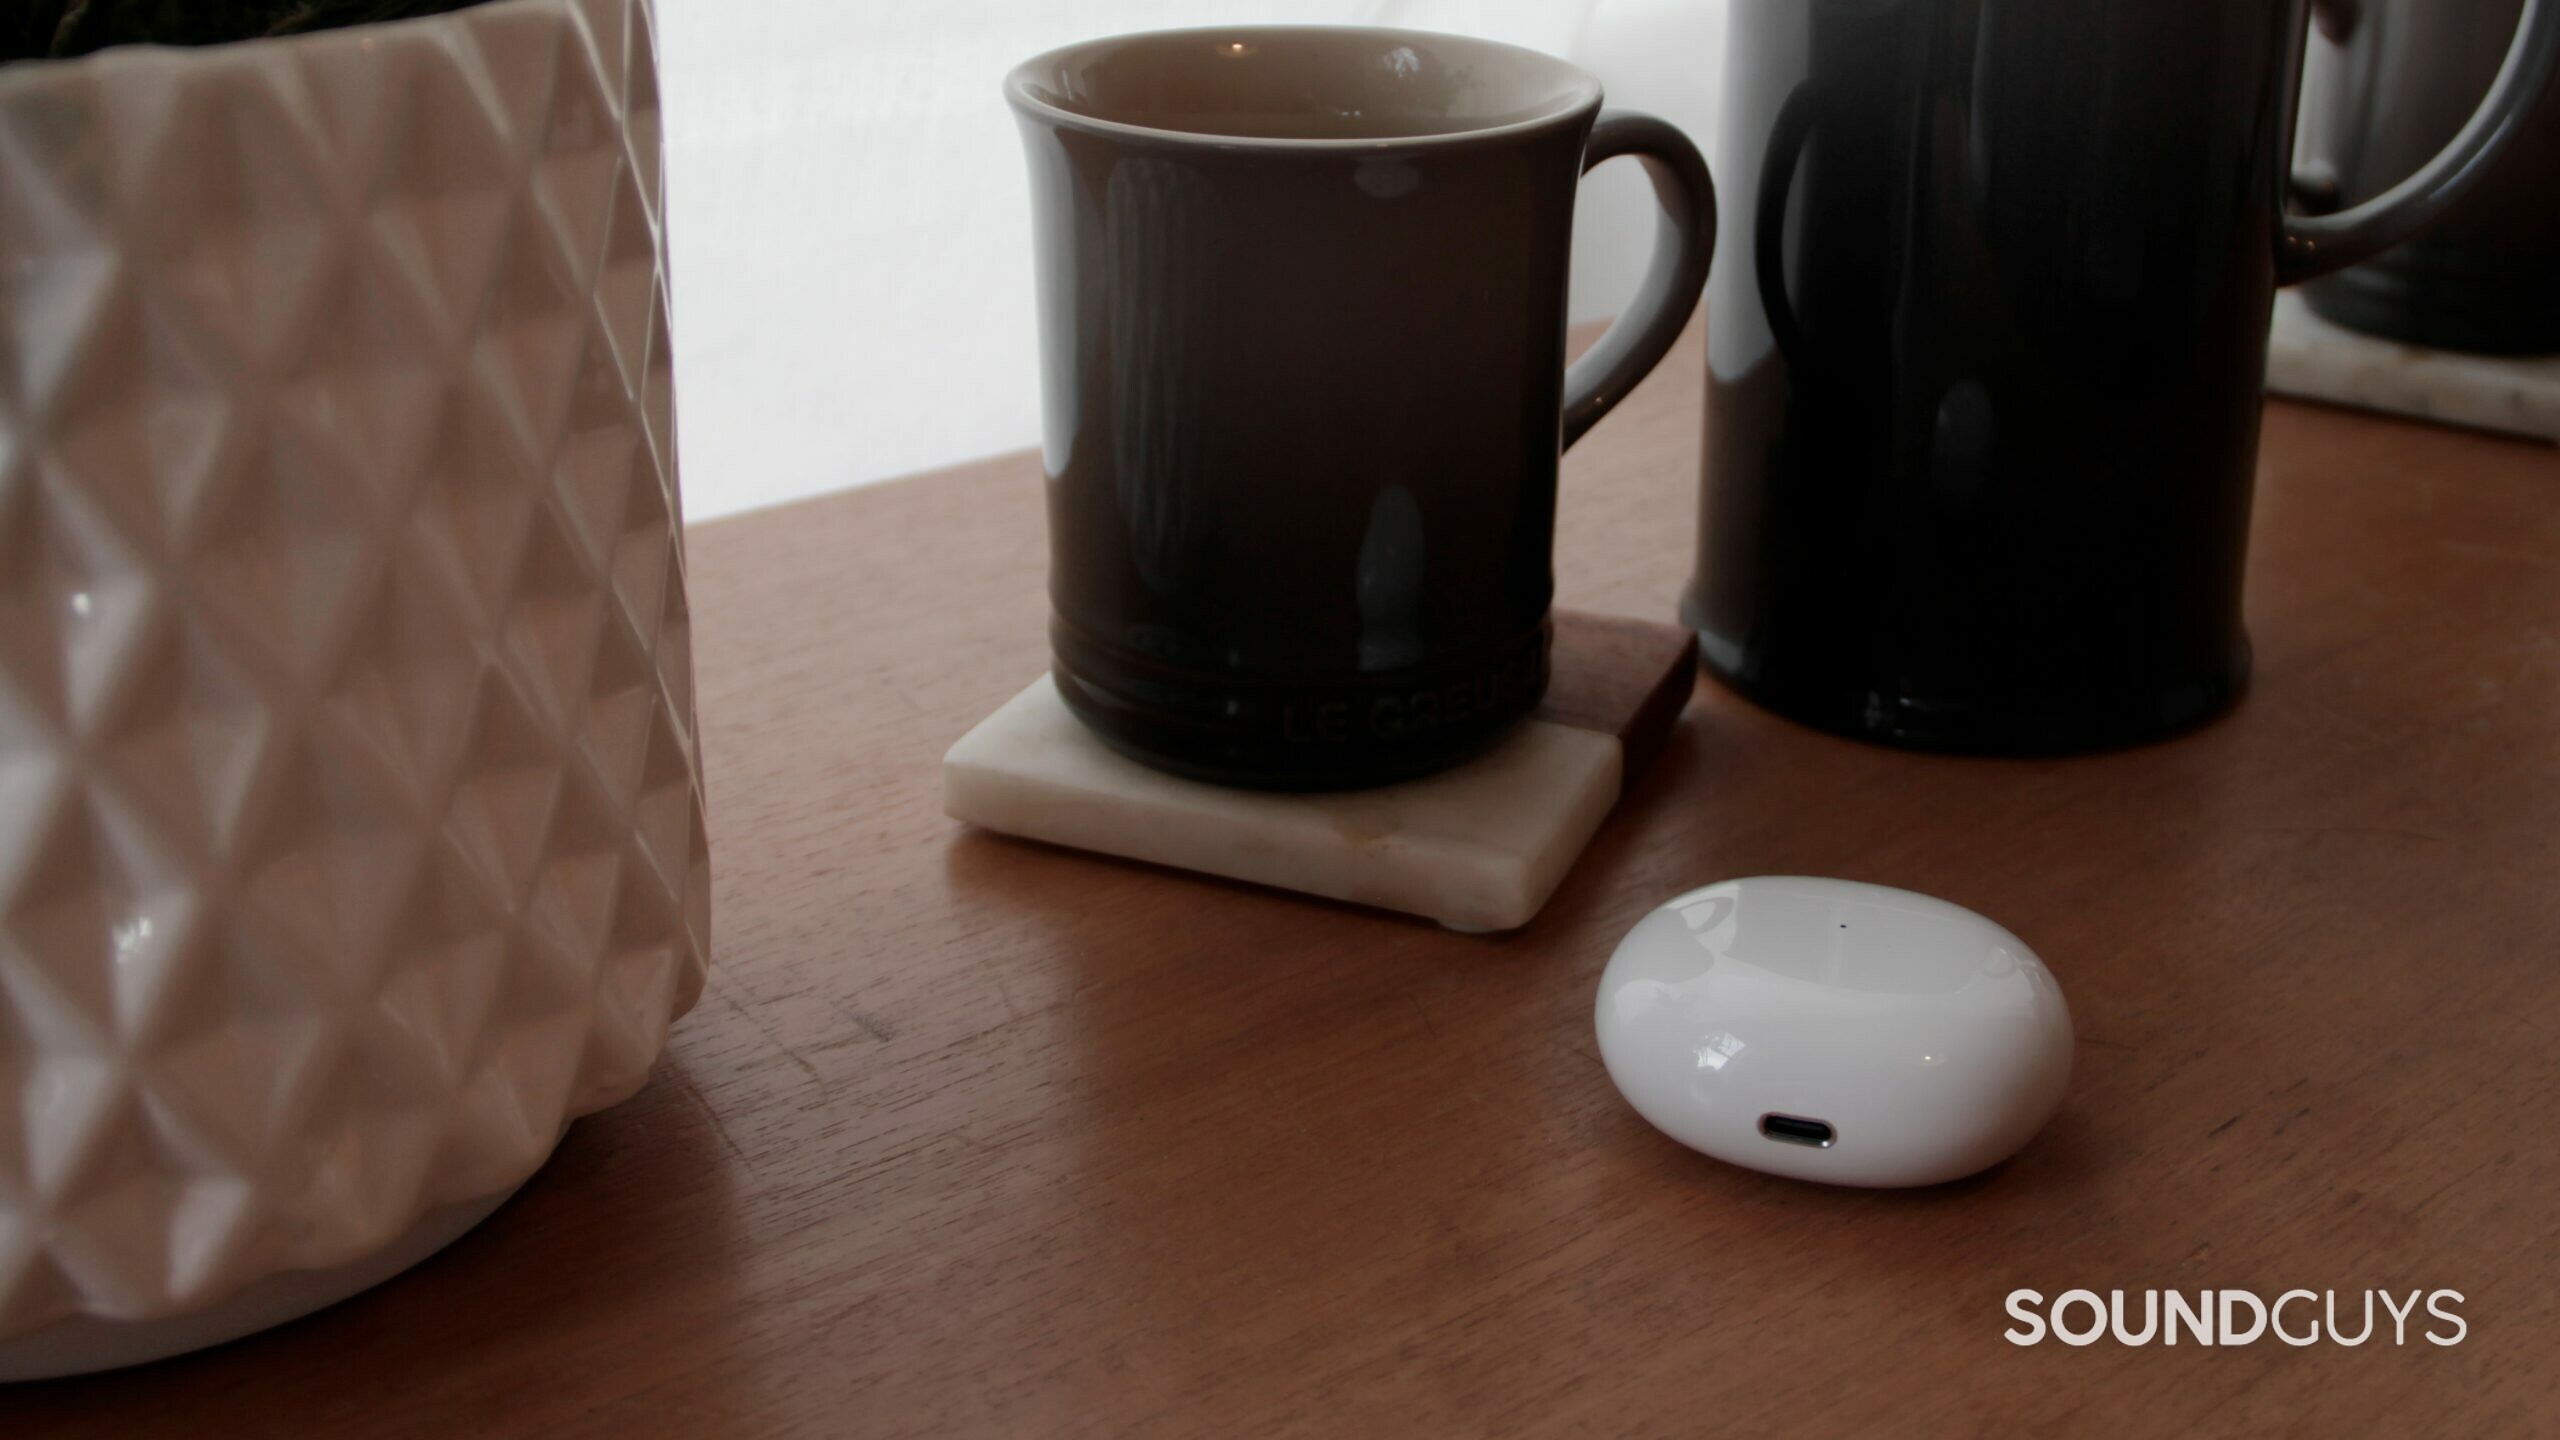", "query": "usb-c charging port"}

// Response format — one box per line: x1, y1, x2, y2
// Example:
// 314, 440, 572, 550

1760, 1114, 1835, 1148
